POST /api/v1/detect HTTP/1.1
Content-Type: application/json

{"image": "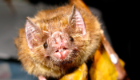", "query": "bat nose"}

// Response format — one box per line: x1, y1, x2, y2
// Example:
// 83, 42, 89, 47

51, 31, 67, 48
51, 31, 69, 60
56, 38, 66, 49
